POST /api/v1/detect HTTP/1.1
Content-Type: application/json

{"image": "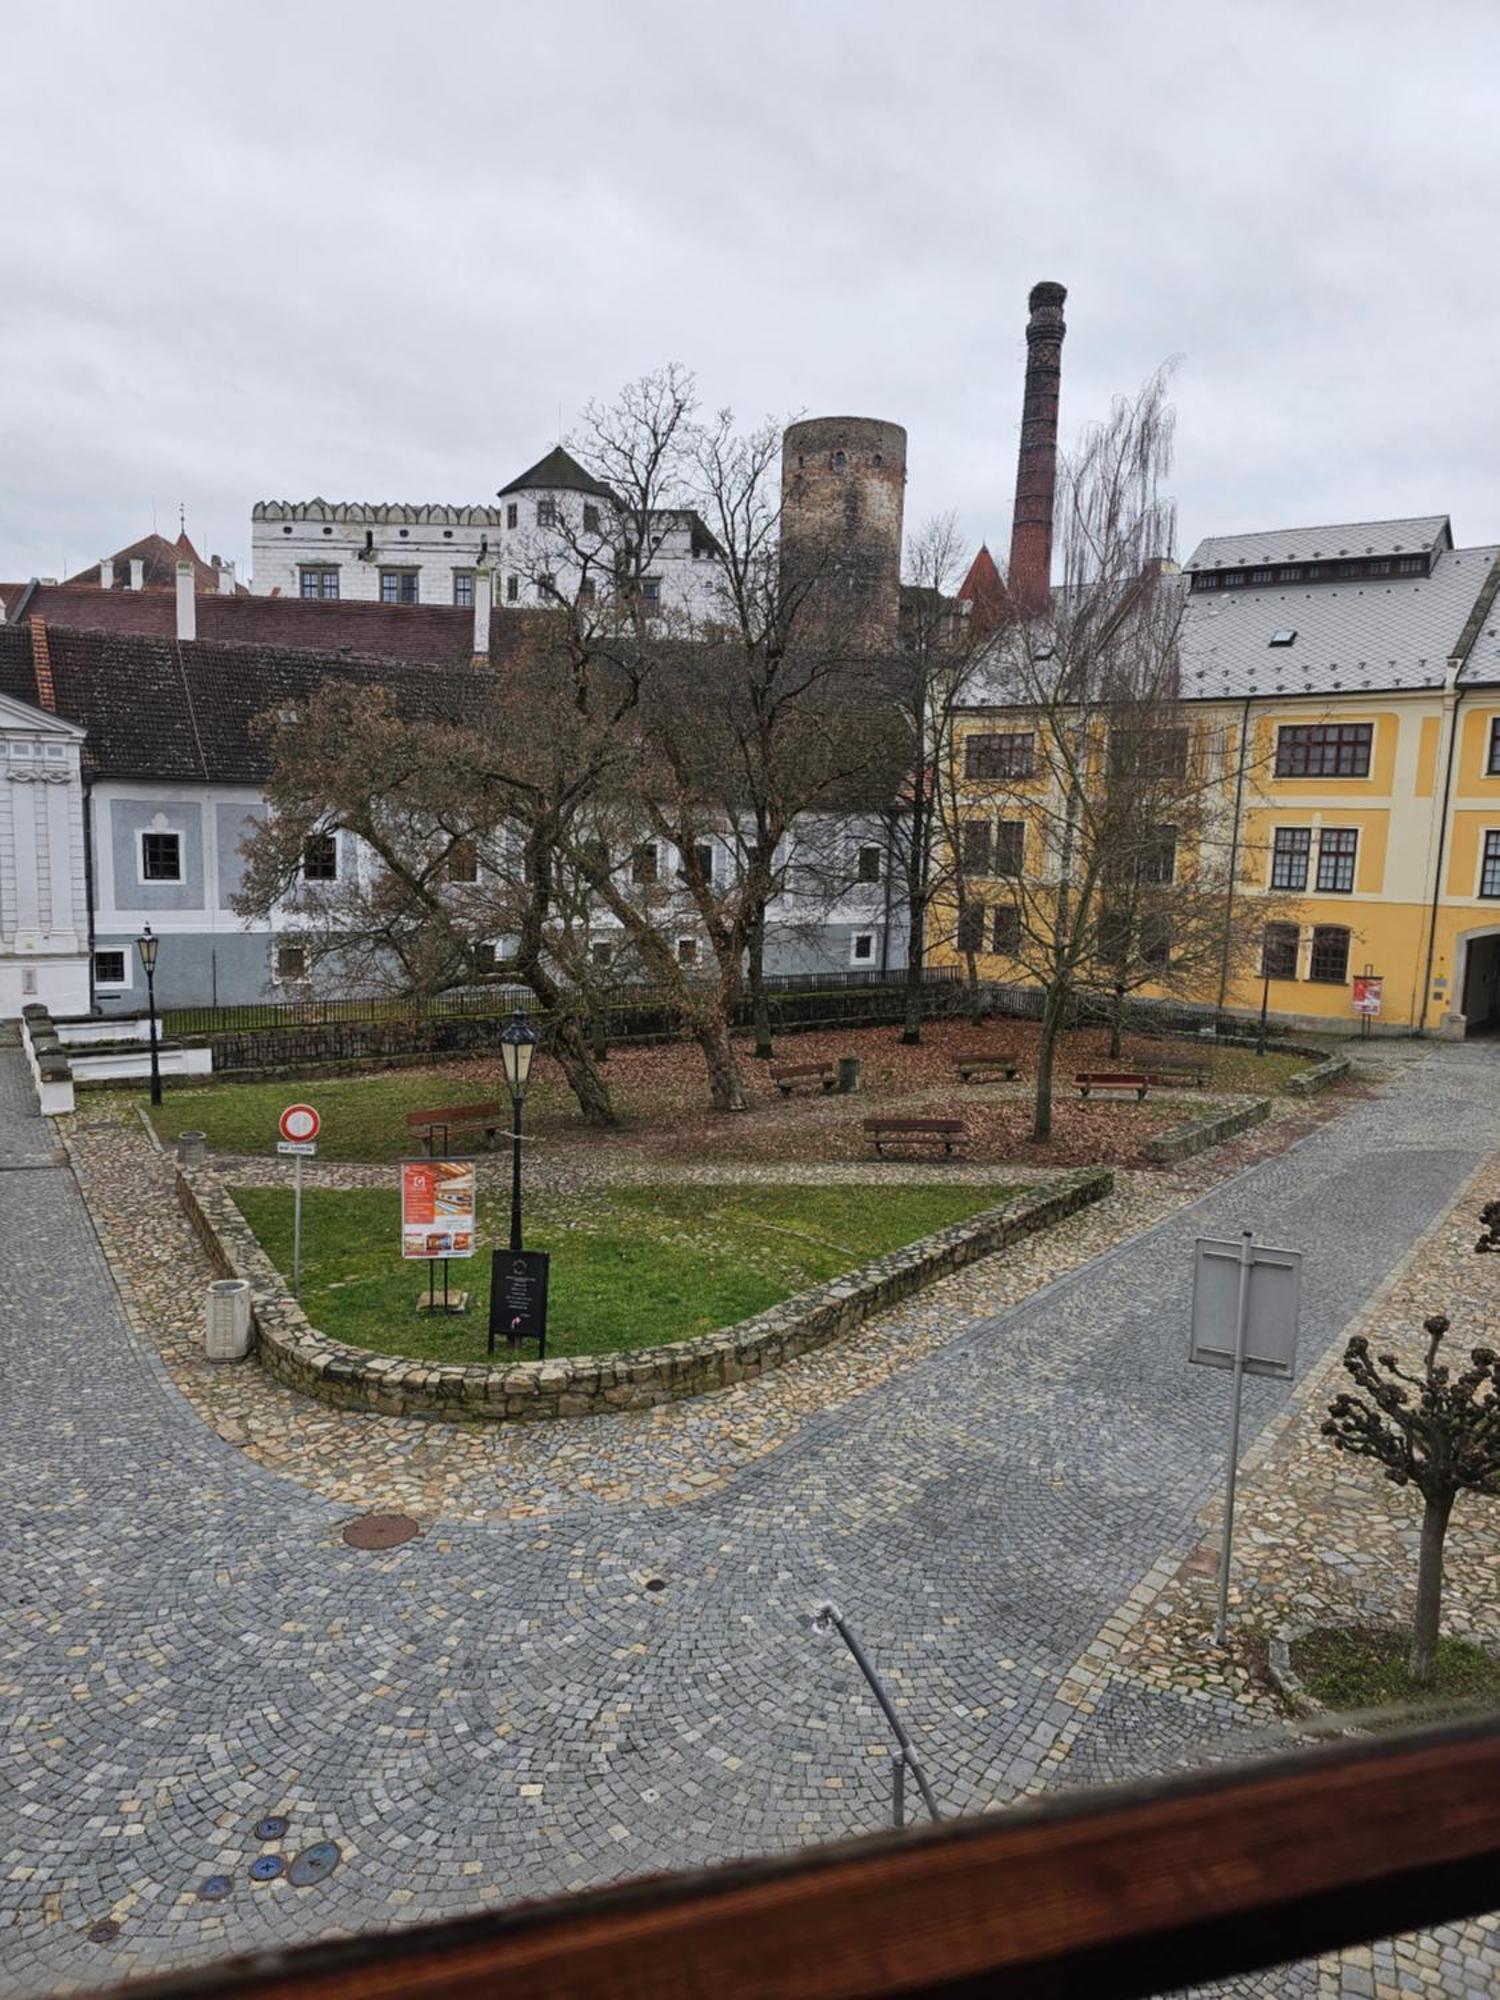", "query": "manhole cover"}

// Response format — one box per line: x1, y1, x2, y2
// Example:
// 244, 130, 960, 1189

249, 1855, 285, 1882
253, 1815, 289, 1841
342, 1513, 419, 1551
196, 1875, 233, 1903
644, 1577, 667, 1592
88, 1920, 121, 1945
288, 1841, 340, 1888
